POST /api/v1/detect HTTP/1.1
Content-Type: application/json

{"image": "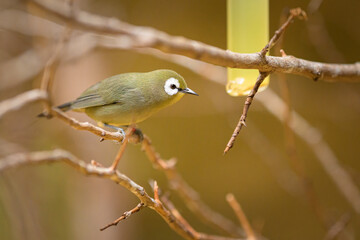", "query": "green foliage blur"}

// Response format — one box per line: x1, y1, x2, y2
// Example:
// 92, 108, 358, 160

0, 0, 360, 240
